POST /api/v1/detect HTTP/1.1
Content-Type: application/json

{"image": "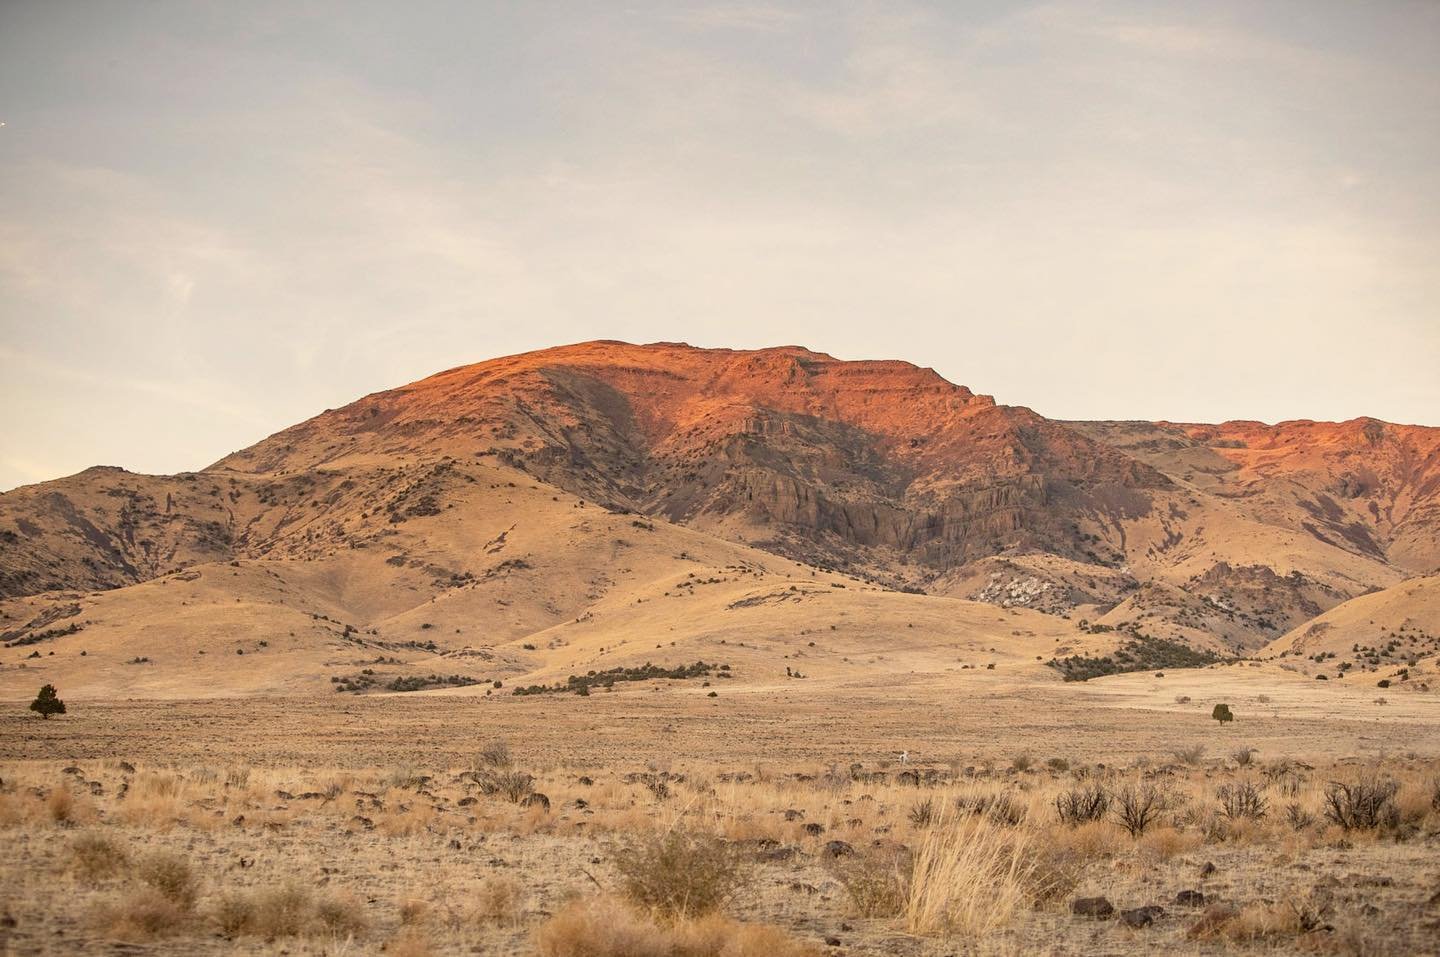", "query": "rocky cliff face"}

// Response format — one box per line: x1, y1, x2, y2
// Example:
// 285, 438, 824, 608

213, 341, 1170, 579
